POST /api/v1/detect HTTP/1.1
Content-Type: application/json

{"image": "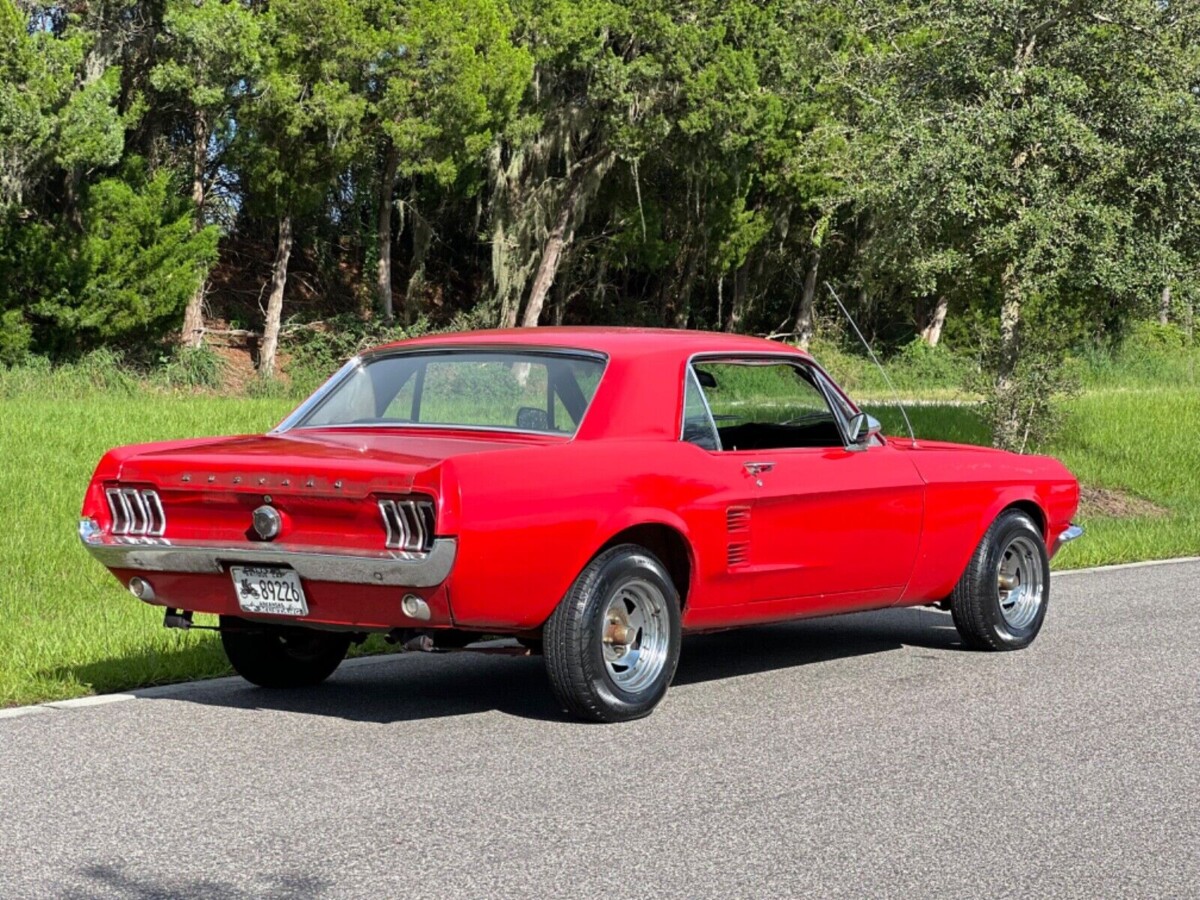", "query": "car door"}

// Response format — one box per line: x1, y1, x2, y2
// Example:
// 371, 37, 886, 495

685, 355, 924, 614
